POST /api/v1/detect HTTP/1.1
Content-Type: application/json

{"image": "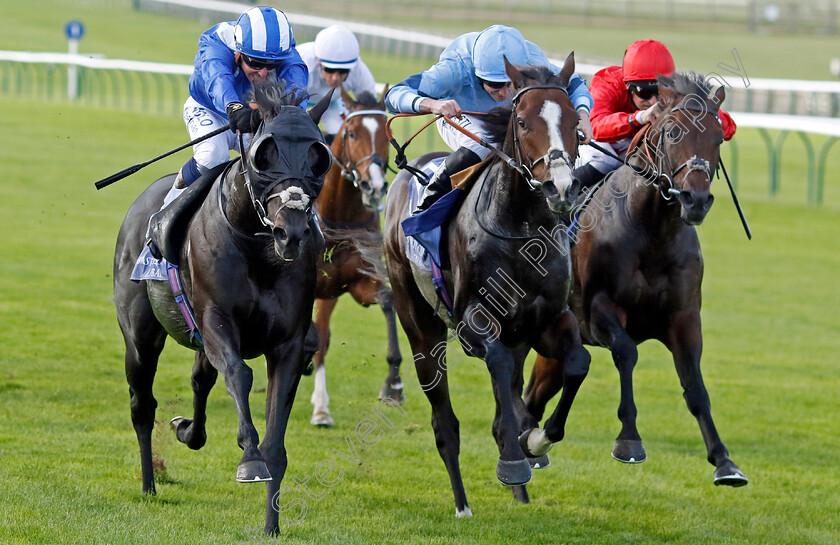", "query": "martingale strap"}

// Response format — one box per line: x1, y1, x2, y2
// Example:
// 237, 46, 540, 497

166, 262, 203, 347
